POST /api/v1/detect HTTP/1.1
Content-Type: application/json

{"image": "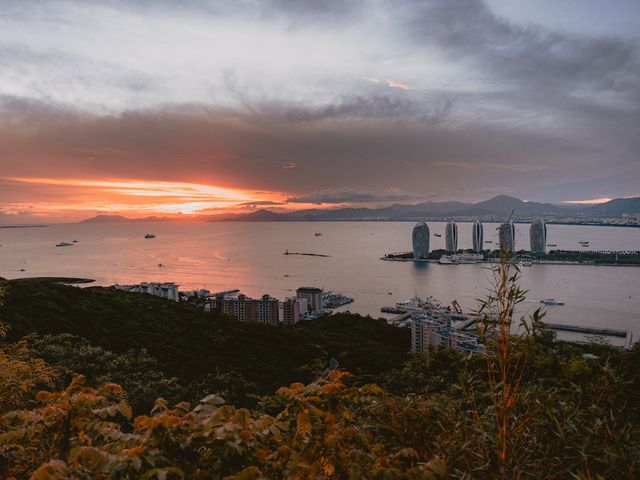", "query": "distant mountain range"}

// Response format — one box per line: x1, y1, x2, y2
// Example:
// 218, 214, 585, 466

78, 195, 640, 223
79, 214, 173, 223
